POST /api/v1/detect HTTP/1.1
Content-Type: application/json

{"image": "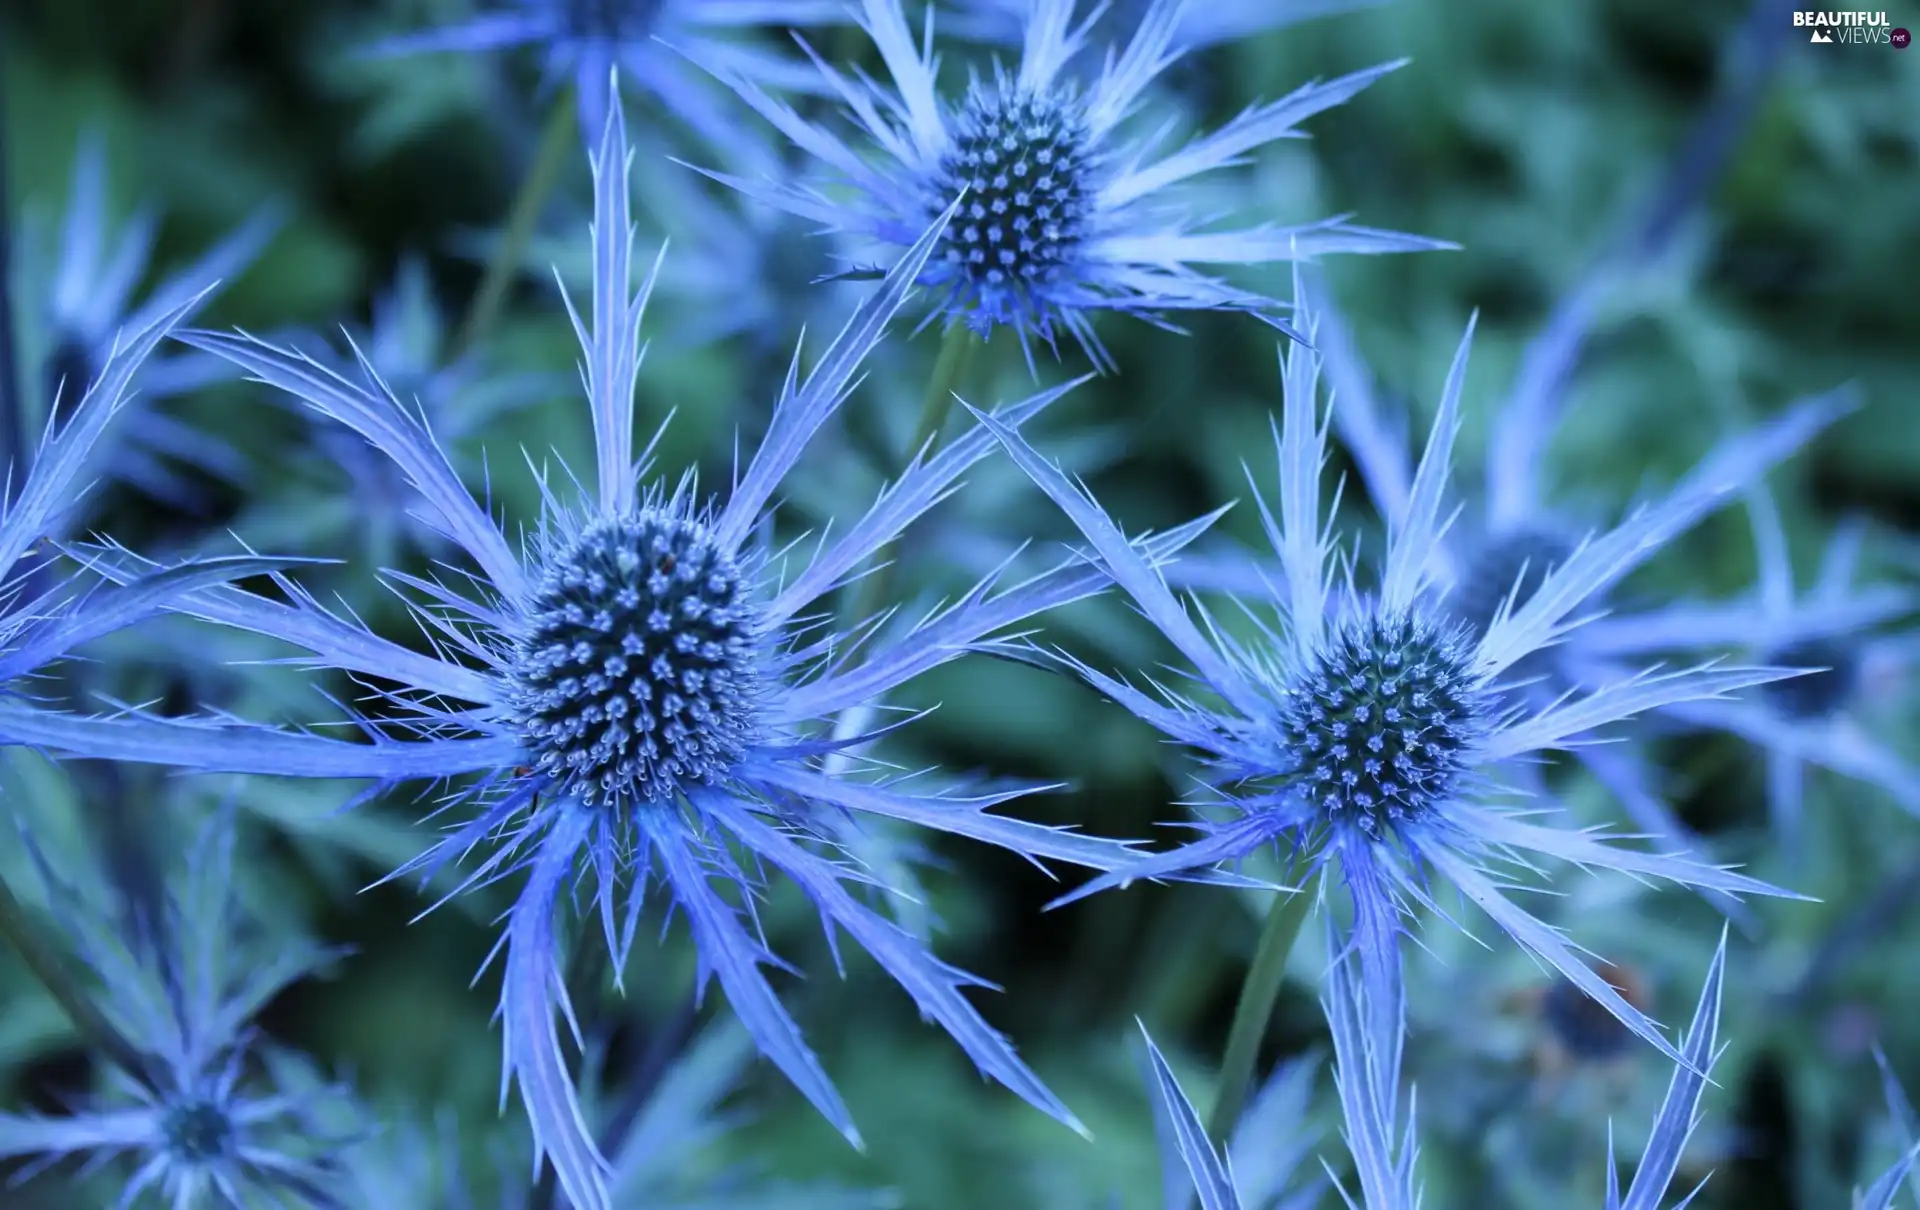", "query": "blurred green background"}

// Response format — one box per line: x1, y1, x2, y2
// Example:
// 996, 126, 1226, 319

3, 0, 1918, 1206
